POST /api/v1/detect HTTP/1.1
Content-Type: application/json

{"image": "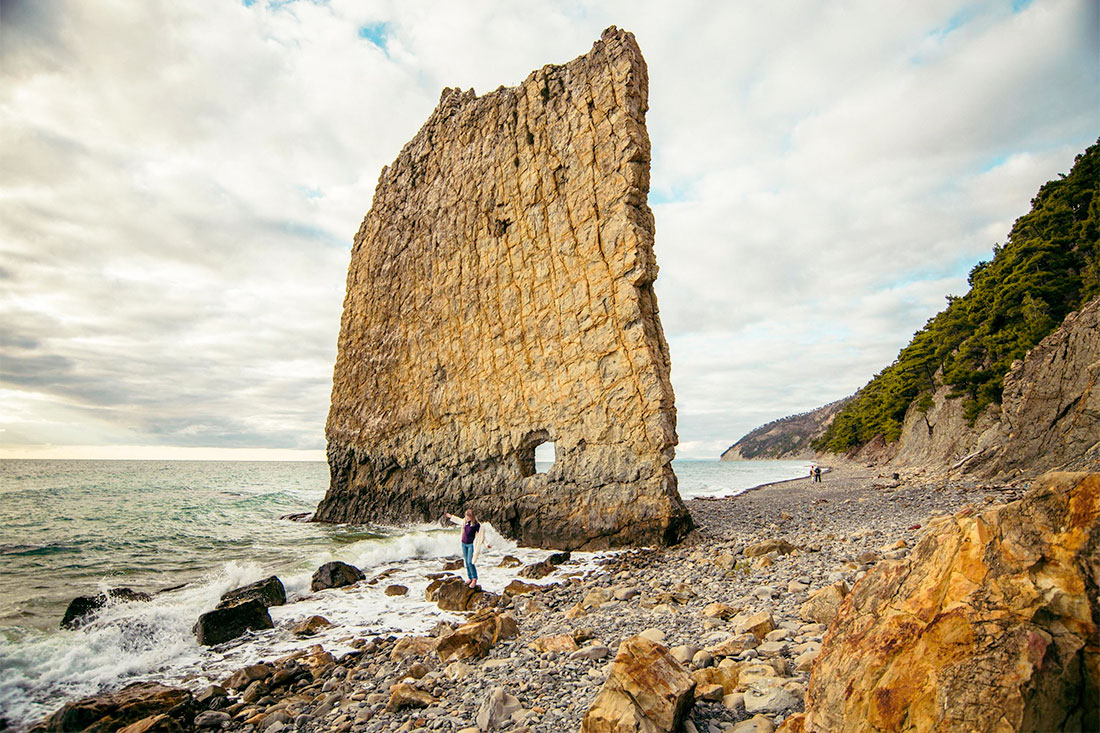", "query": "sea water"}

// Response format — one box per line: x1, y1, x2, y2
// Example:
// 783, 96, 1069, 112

0, 458, 810, 727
